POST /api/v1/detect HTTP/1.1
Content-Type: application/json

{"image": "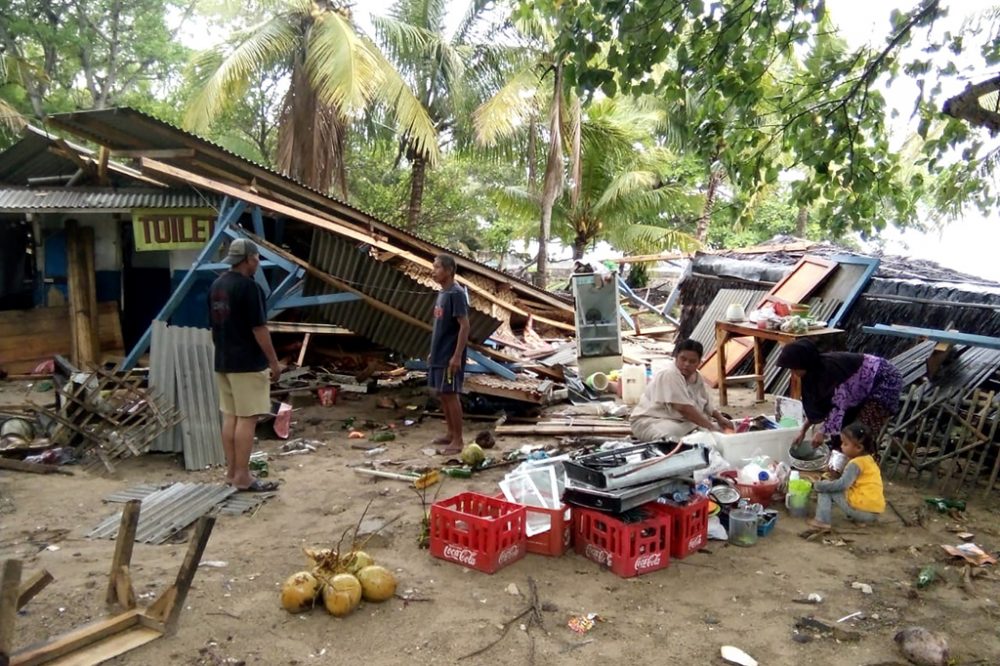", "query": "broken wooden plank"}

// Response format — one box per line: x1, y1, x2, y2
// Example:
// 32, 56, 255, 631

106, 500, 140, 609
145, 515, 214, 635
16, 571, 53, 612
496, 425, 632, 436
1, 559, 23, 666
10, 610, 143, 666
0, 459, 74, 476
